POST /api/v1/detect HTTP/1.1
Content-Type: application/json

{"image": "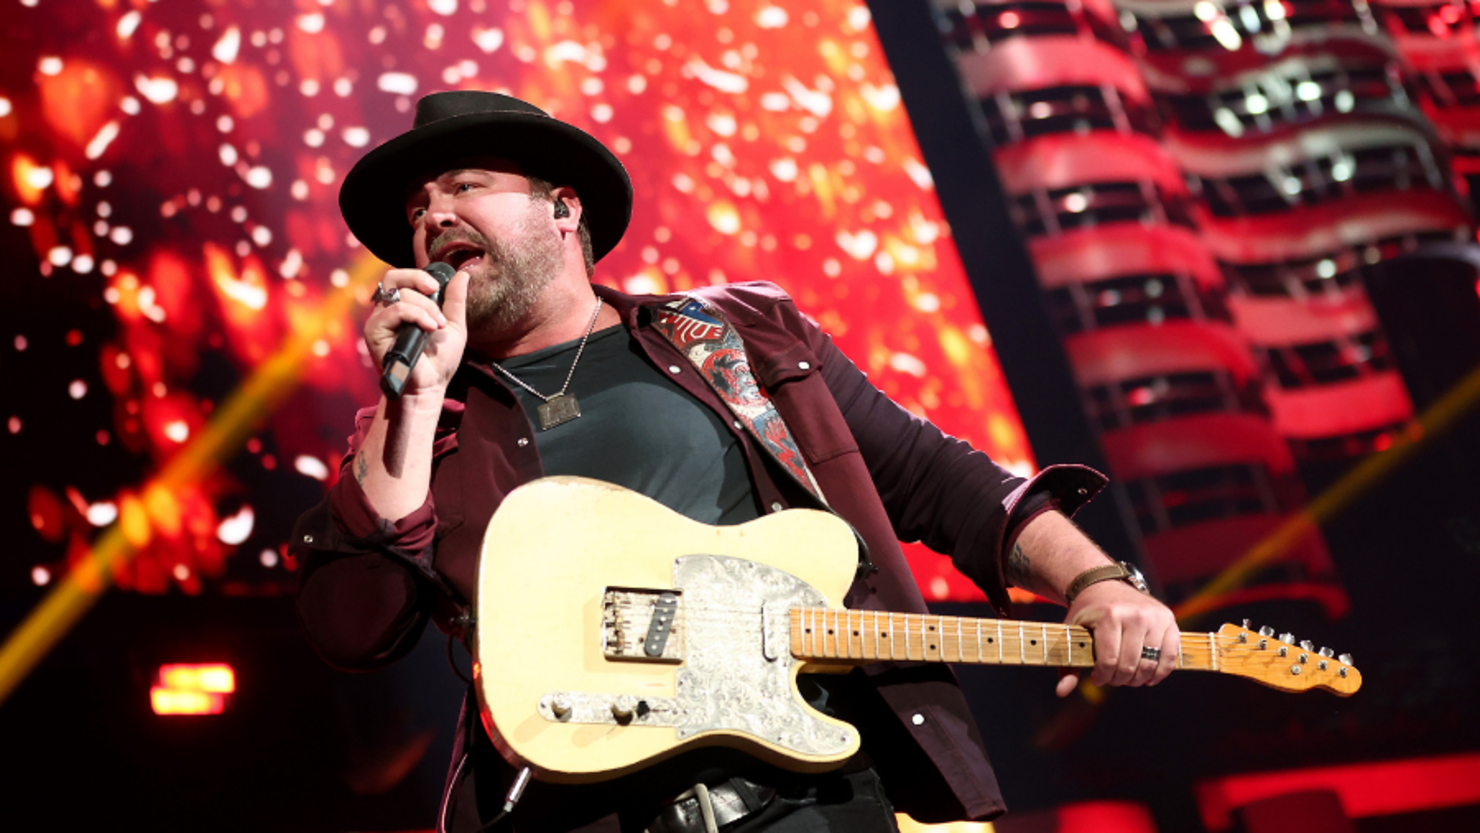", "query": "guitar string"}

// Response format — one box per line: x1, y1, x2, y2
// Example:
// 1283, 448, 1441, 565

608, 603, 1229, 644
606, 607, 1231, 657
607, 604, 1229, 648
604, 604, 1248, 645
